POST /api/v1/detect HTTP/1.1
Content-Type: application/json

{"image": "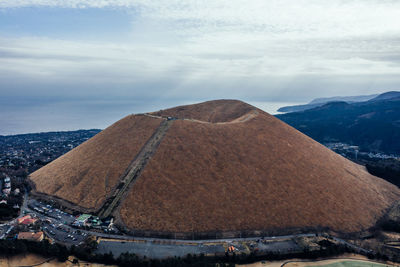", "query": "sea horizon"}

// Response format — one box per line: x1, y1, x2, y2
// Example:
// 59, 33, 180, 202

0, 99, 299, 136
